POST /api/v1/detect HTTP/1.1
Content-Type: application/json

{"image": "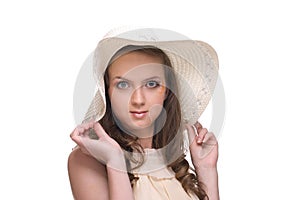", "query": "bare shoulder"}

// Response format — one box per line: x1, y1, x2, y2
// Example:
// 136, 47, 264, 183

68, 147, 107, 174
68, 147, 109, 200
